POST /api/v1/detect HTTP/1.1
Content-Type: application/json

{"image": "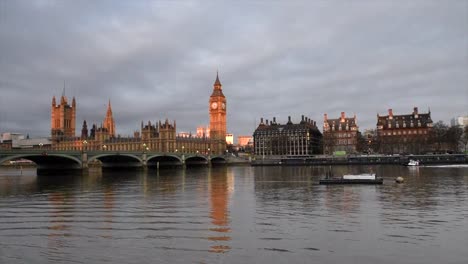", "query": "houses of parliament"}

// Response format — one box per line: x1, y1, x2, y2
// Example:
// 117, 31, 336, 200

51, 73, 227, 155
